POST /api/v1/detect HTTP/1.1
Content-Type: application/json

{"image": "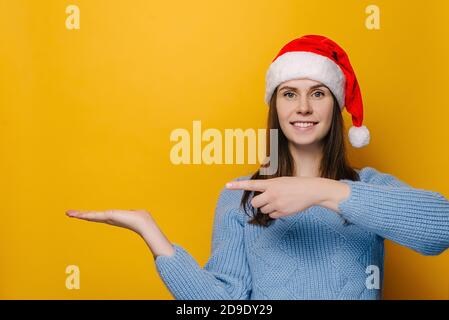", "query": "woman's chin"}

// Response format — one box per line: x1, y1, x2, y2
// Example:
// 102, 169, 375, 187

290, 138, 319, 146
283, 128, 324, 146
